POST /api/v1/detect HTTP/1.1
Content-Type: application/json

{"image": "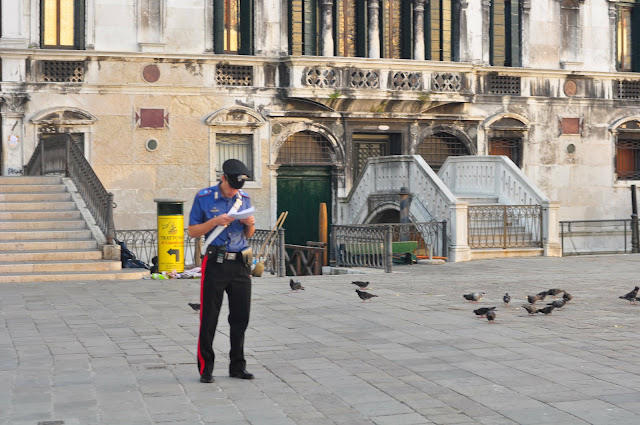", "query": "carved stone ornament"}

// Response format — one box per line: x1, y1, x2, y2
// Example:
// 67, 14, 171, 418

2, 93, 30, 115
205, 106, 266, 128
564, 80, 578, 97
